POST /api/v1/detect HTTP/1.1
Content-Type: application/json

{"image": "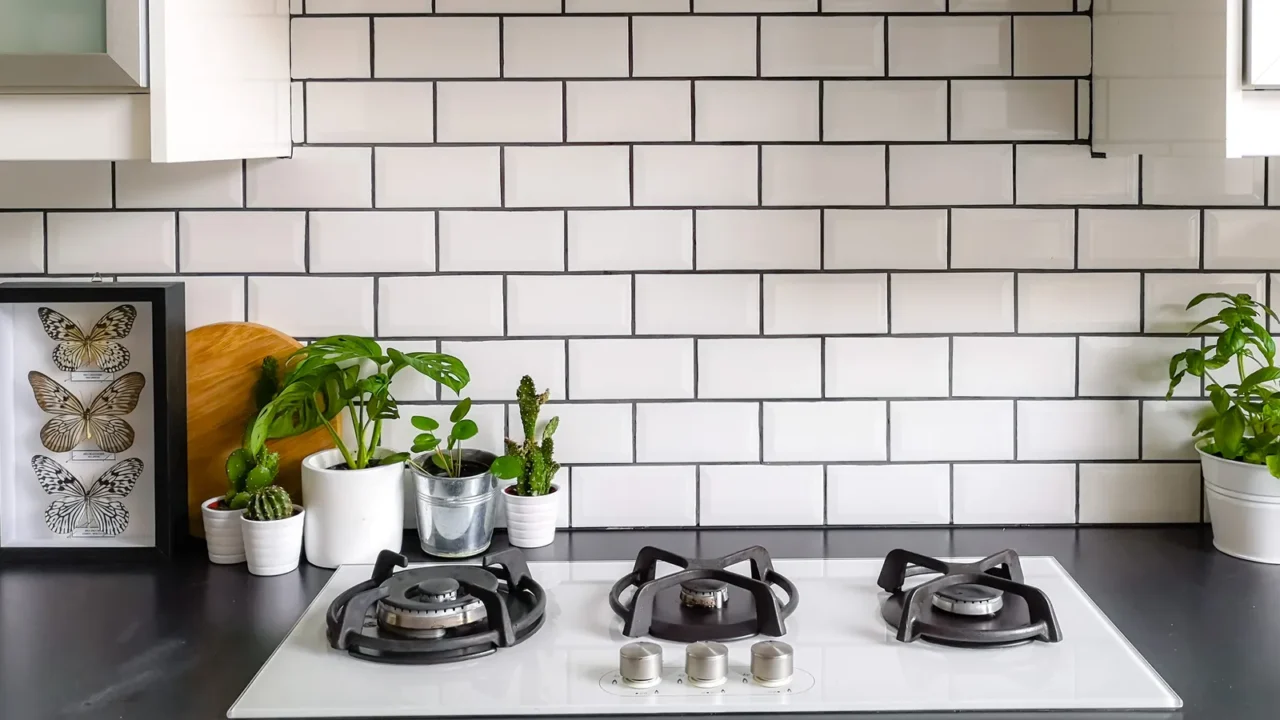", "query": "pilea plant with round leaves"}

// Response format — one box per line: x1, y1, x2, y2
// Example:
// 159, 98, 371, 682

407, 397, 482, 478
1167, 292, 1280, 476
